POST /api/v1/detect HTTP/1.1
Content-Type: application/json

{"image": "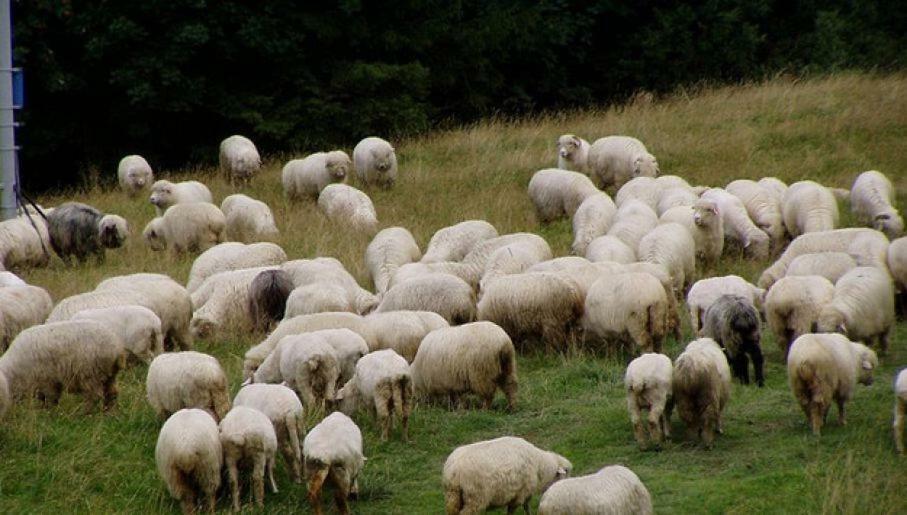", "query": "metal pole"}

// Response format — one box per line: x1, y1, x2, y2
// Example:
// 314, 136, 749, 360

0, 0, 17, 220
